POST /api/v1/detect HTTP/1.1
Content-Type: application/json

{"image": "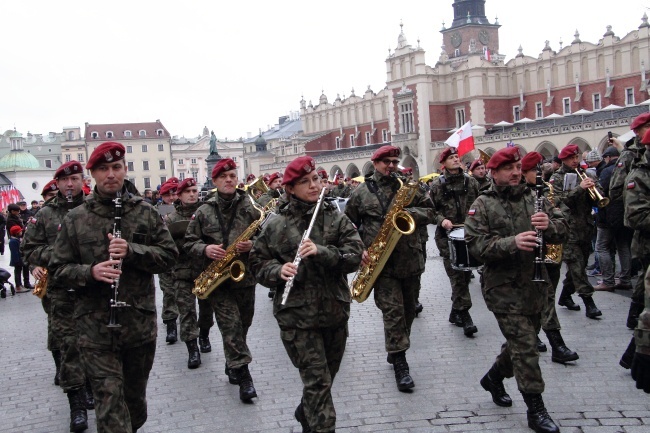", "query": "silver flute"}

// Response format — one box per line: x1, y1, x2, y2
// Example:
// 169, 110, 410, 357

280, 187, 326, 306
